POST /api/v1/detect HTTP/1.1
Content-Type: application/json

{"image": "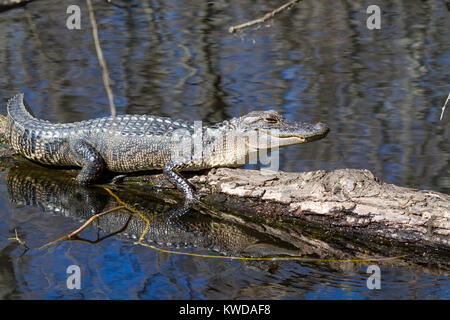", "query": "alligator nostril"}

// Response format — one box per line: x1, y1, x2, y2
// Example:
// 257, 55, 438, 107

314, 122, 329, 134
